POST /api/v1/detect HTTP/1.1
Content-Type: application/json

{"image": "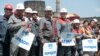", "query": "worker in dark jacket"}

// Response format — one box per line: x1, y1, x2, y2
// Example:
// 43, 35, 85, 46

0, 4, 13, 56
28, 10, 40, 56
0, 15, 7, 56
23, 7, 34, 56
